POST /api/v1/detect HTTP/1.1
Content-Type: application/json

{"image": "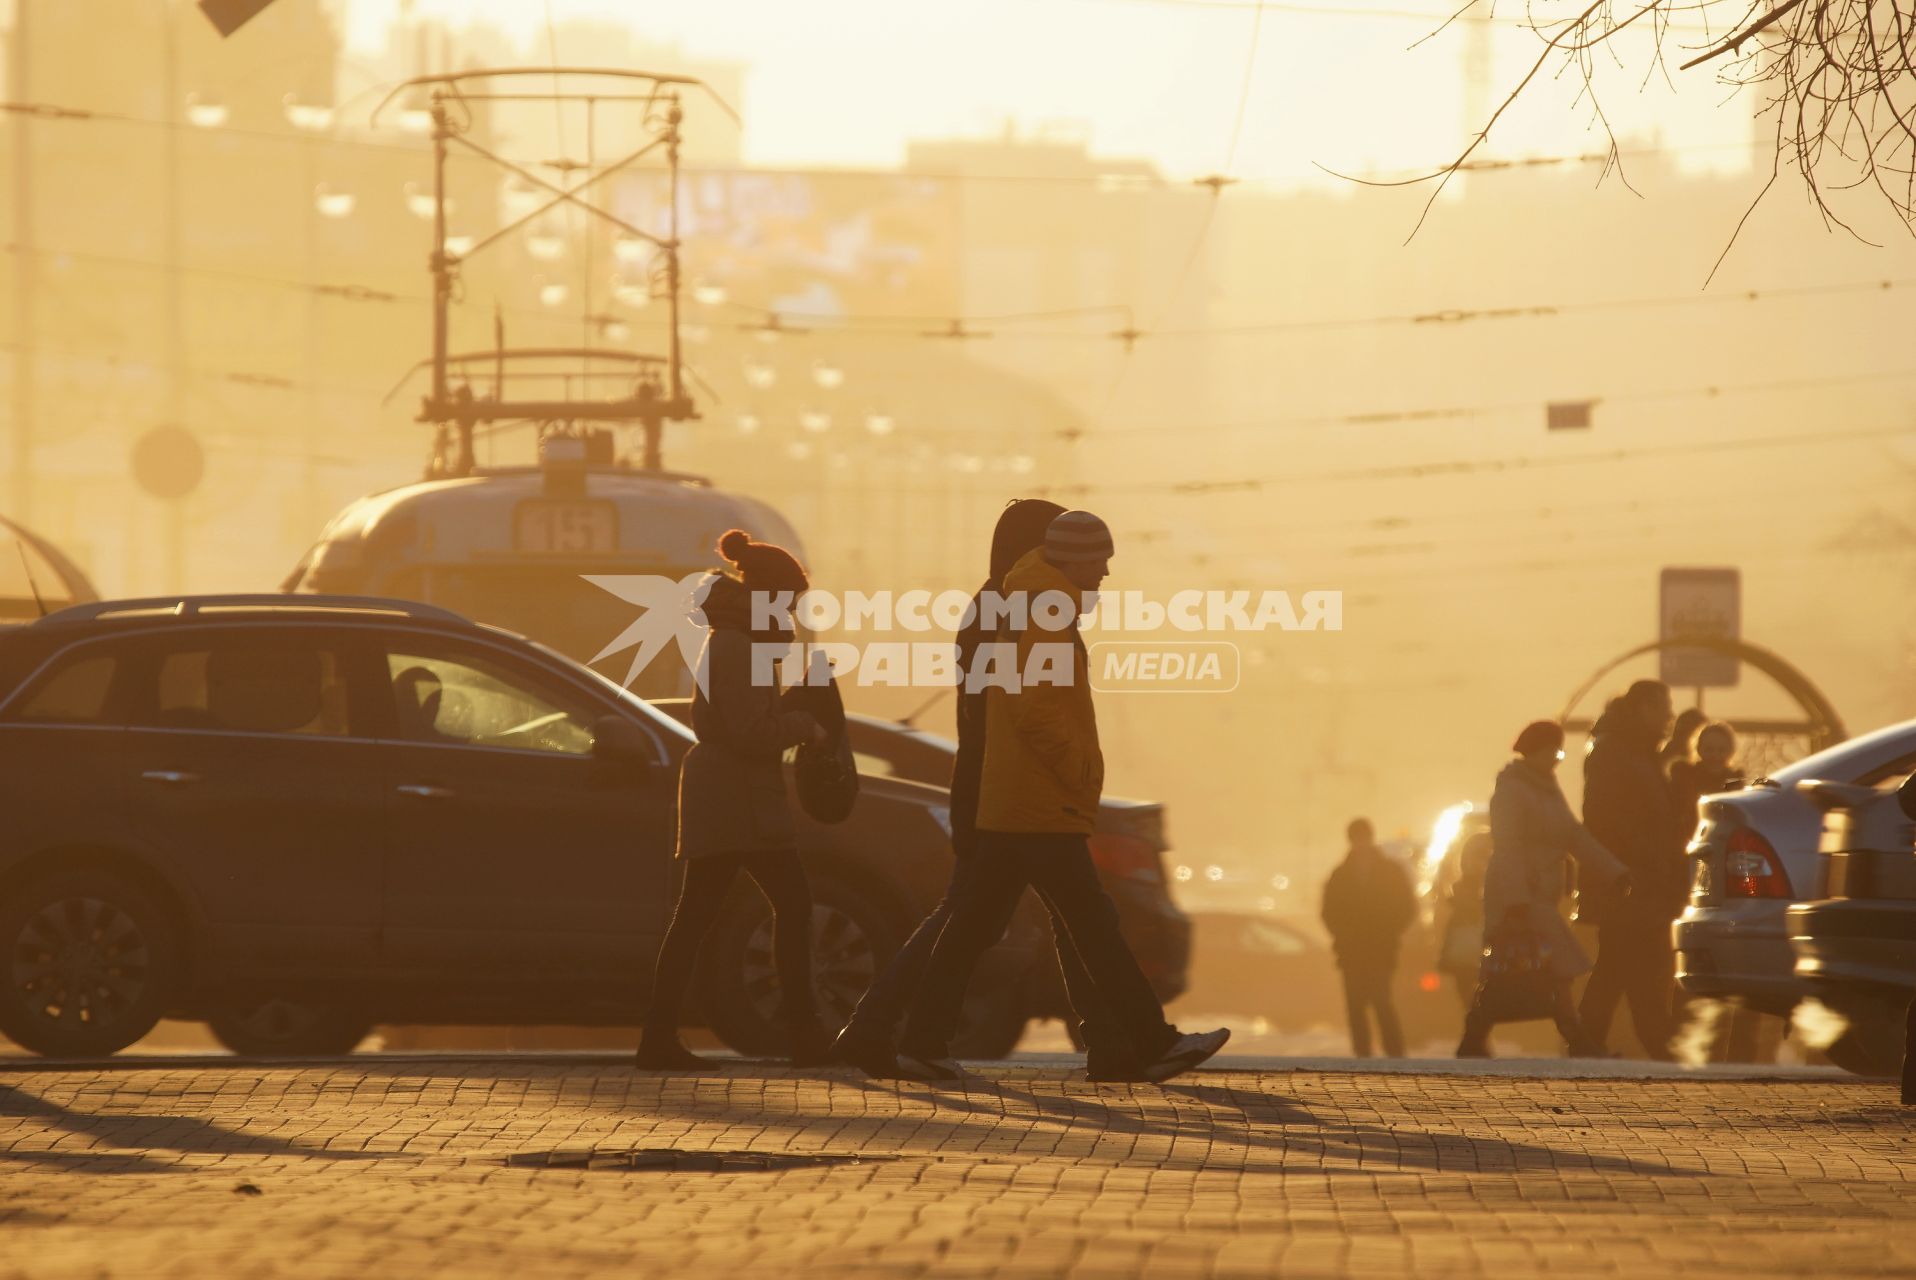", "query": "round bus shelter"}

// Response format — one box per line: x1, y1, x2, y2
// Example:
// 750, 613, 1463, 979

1559, 634, 1847, 771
